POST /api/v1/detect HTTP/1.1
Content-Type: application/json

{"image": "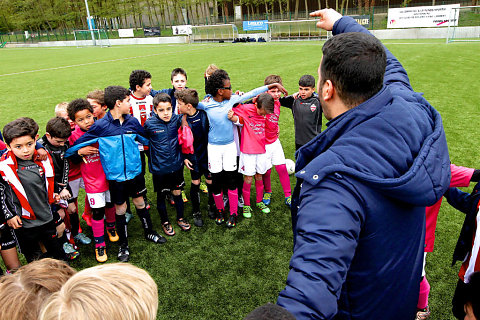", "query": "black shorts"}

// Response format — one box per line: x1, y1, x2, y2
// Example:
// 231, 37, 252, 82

109, 175, 147, 205
190, 166, 212, 181
153, 169, 185, 193
0, 227, 17, 250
